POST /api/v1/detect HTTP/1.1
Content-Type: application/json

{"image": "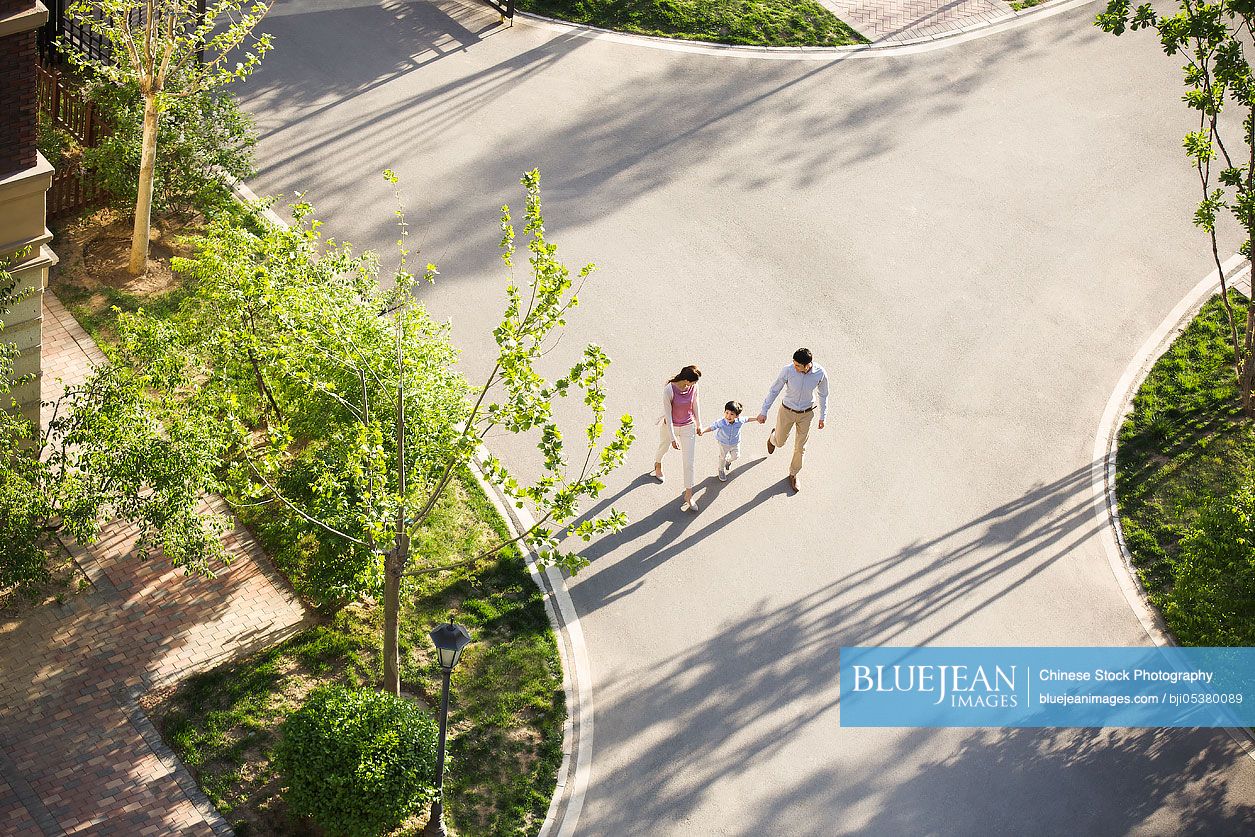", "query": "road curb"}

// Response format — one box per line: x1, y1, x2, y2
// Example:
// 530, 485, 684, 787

469, 449, 593, 837
1090, 253, 1255, 763
484, 0, 1098, 60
